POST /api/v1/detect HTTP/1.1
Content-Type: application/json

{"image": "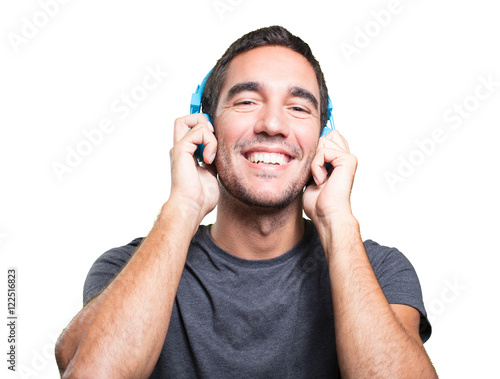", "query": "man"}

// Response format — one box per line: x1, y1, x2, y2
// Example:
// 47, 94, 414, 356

55, 26, 437, 378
